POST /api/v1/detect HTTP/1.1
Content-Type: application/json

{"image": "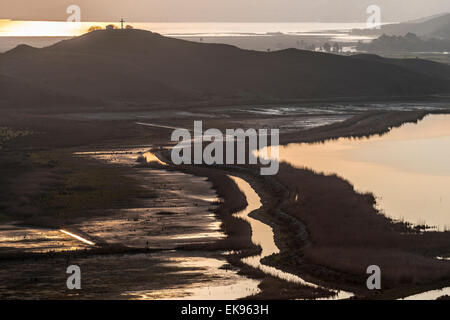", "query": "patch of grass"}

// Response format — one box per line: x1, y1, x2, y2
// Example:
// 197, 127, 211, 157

0, 213, 11, 223
0, 127, 31, 147
29, 152, 58, 168
27, 150, 143, 220
274, 163, 450, 292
